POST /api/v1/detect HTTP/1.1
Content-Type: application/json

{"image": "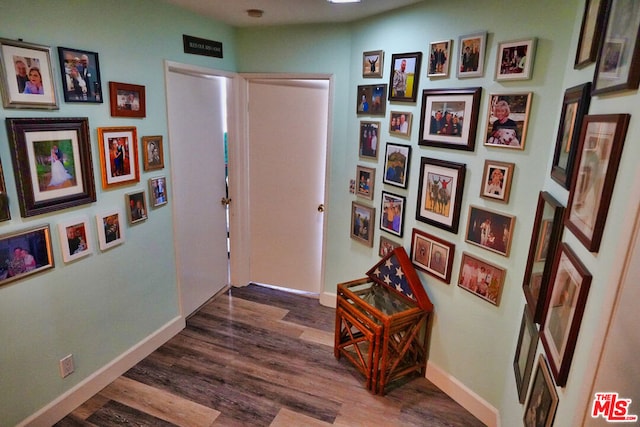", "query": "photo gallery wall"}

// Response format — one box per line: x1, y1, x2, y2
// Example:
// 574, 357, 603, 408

352, 2, 640, 425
